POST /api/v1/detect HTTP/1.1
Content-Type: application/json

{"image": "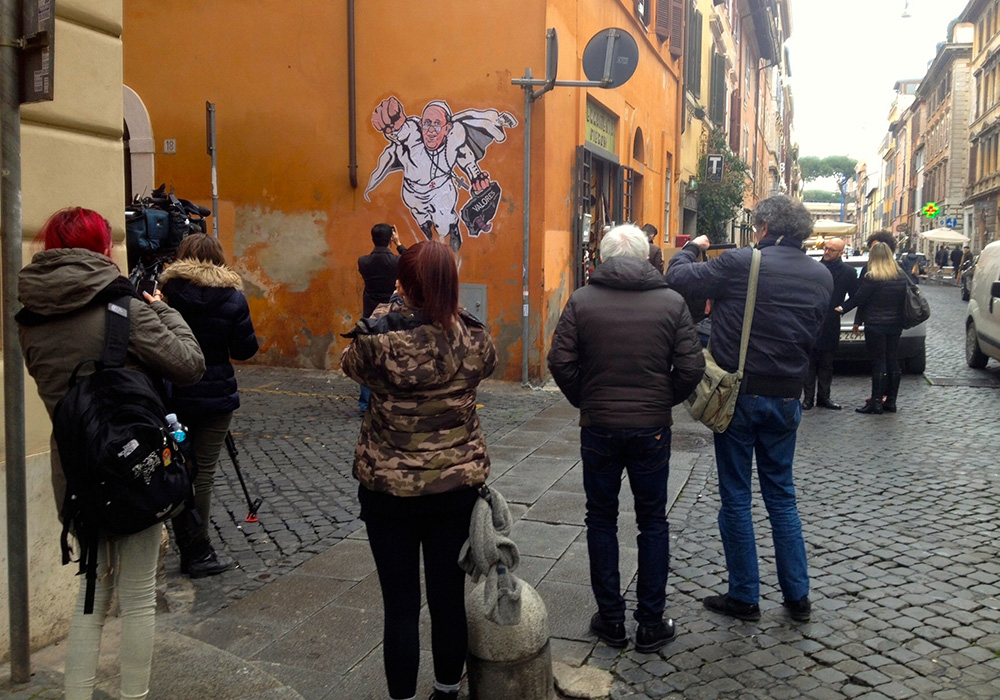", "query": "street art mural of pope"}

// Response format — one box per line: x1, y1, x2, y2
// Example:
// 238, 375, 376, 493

365, 96, 518, 252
